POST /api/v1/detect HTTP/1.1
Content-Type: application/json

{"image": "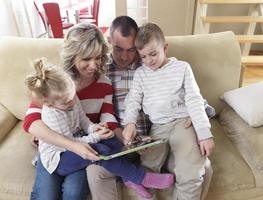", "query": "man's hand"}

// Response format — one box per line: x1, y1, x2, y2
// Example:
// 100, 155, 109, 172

30, 136, 39, 148
199, 138, 215, 157
122, 123, 137, 145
